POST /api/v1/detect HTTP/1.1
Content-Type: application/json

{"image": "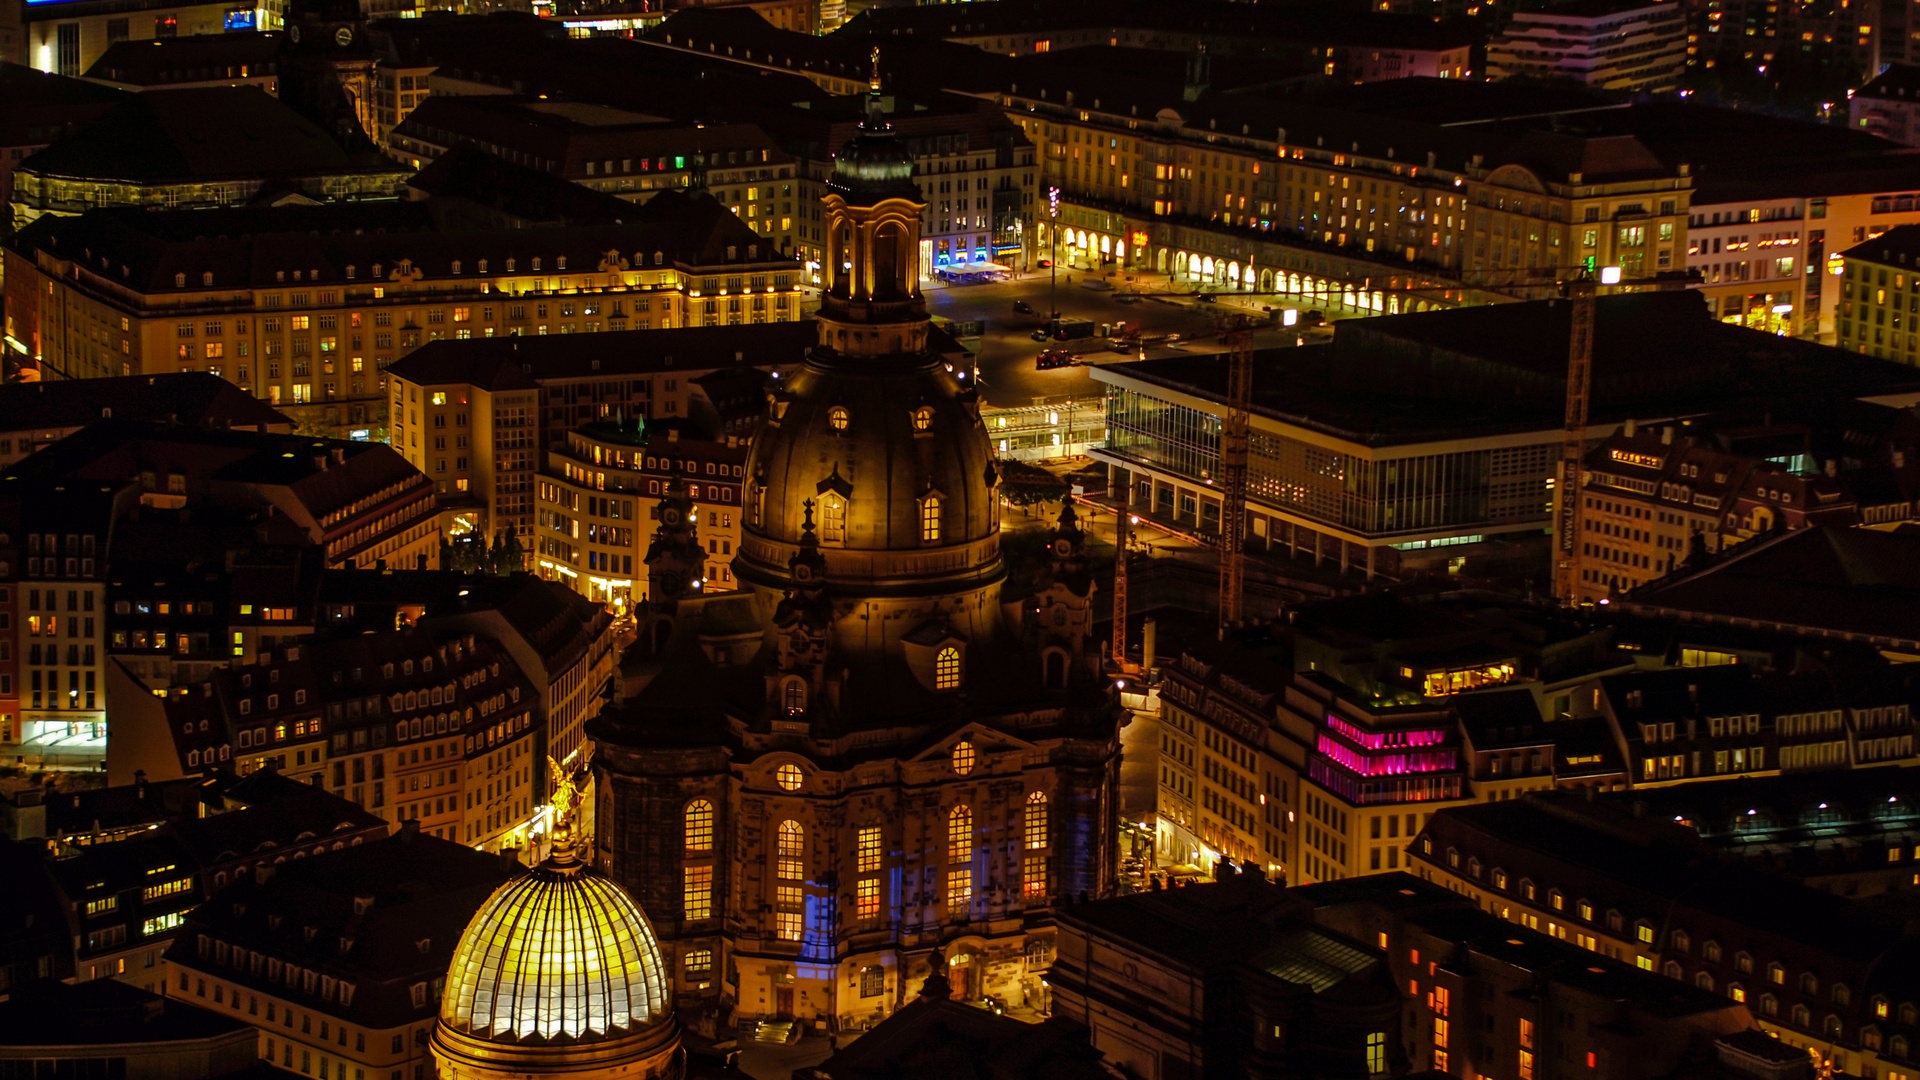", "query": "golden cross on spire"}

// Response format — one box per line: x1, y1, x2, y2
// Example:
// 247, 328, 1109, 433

870, 46, 881, 94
